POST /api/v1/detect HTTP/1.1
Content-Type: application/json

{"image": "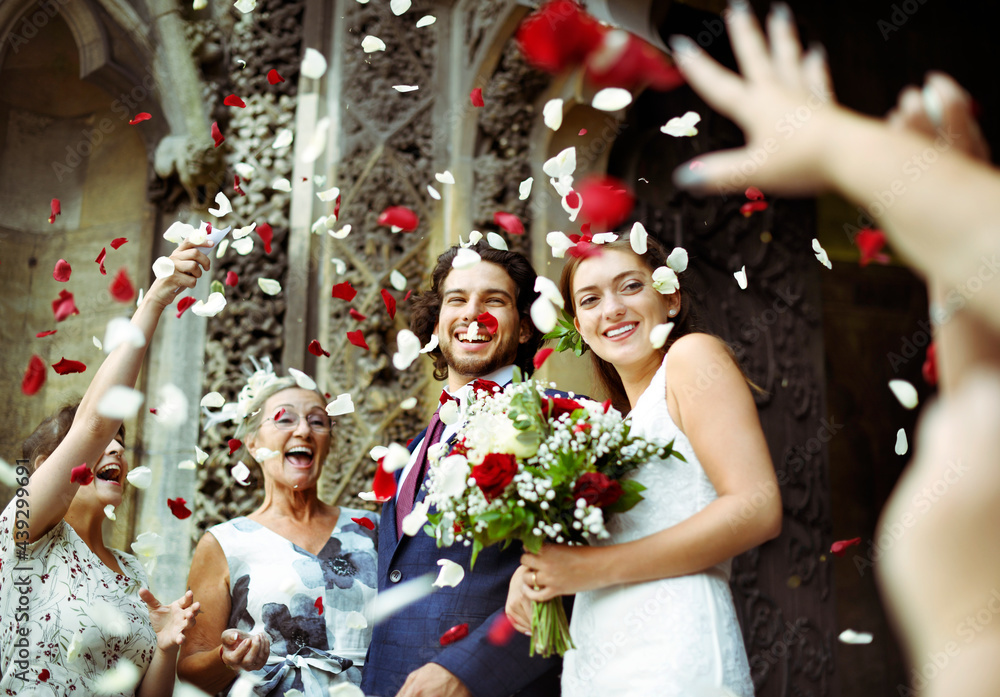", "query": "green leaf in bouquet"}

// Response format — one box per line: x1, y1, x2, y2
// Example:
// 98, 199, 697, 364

664, 438, 687, 462
604, 479, 647, 514
470, 538, 484, 568
516, 430, 542, 449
